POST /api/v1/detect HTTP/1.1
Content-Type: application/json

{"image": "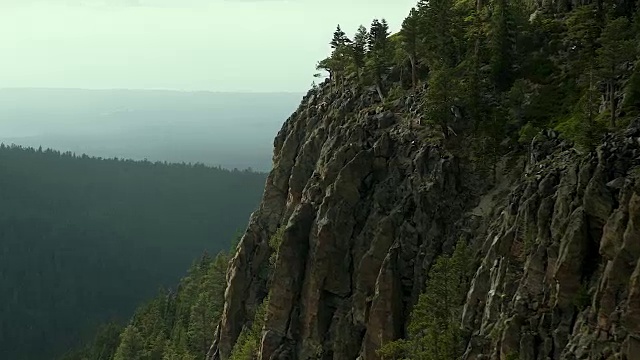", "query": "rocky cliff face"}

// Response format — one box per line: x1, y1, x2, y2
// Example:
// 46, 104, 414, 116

207, 80, 640, 360
462, 126, 640, 359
